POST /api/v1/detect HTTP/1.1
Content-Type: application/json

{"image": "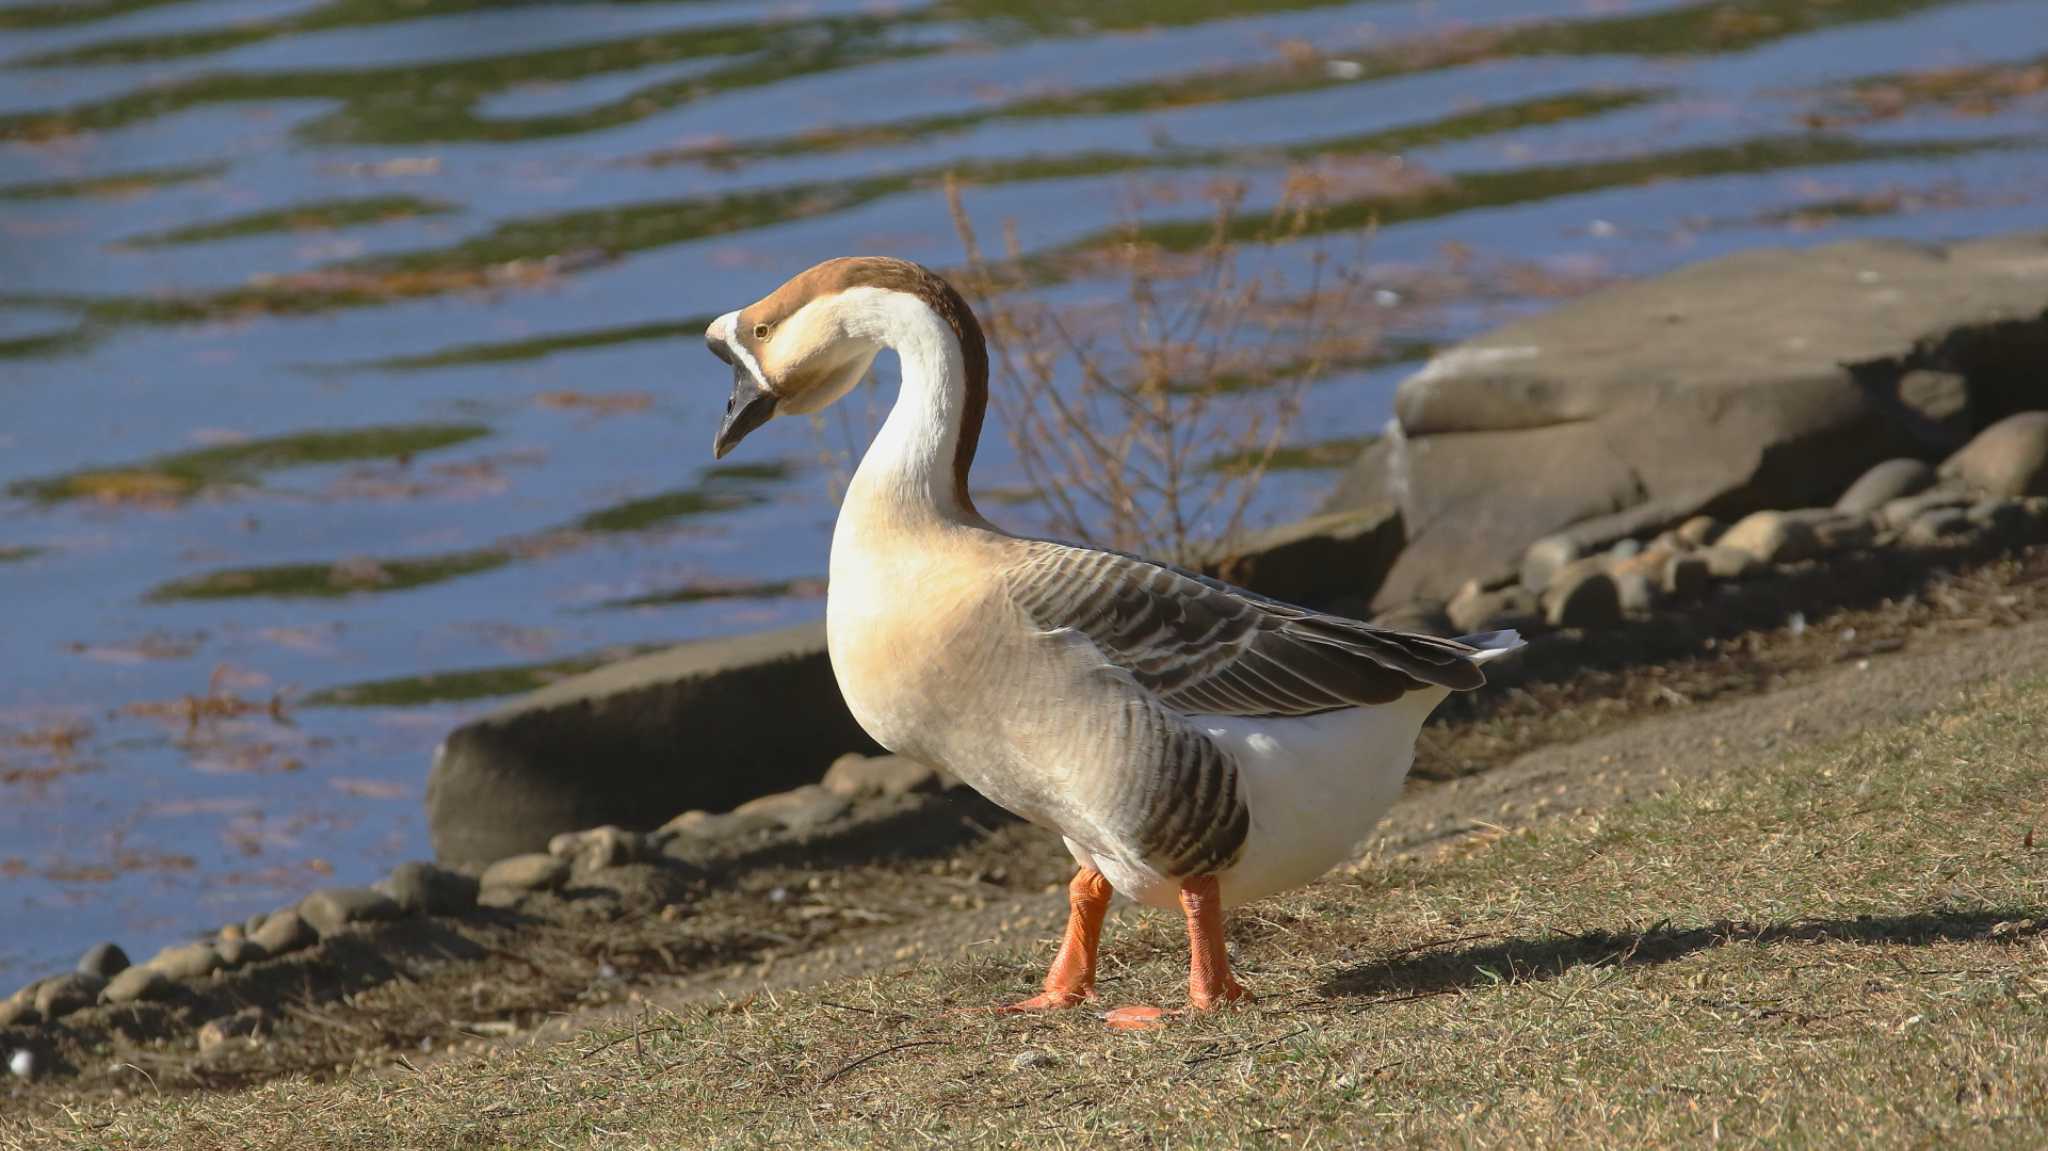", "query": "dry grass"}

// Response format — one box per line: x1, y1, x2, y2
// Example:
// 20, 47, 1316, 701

12, 673, 2045, 1148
